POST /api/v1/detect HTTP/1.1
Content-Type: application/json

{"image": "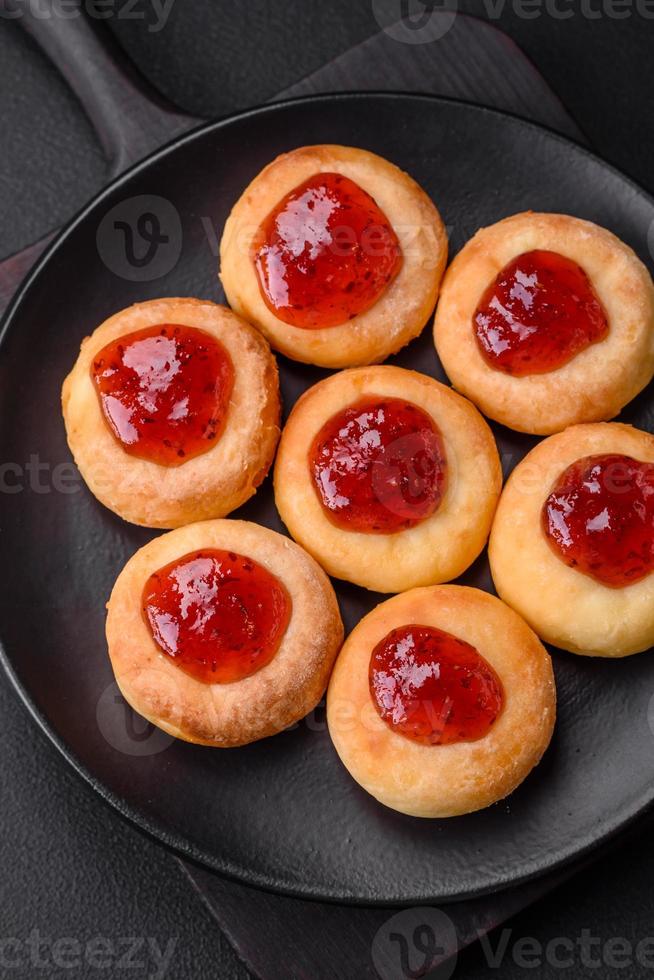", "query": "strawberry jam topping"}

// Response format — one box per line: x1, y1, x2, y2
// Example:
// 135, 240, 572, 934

542, 453, 654, 588
142, 549, 291, 684
91, 324, 234, 466
369, 625, 504, 745
309, 396, 447, 534
474, 249, 608, 376
253, 172, 402, 329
